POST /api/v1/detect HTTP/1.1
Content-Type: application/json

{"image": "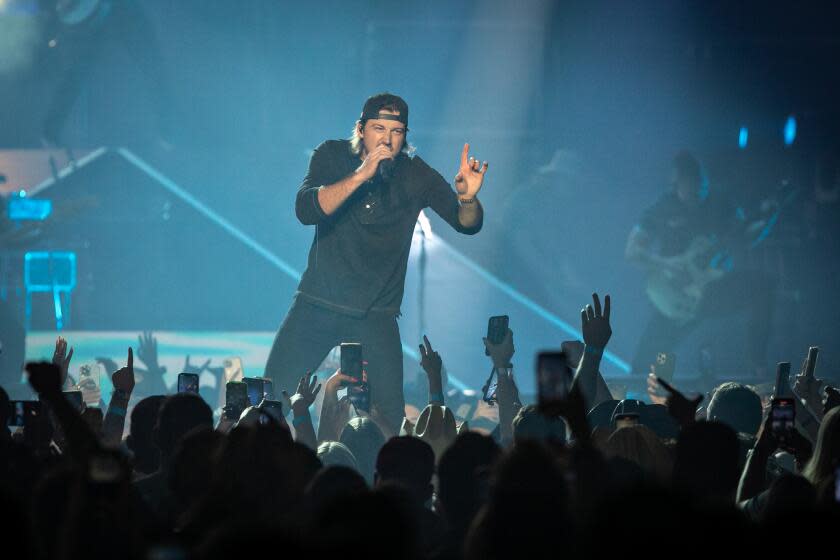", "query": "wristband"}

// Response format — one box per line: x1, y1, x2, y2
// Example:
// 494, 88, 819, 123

292, 414, 309, 427
429, 391, 445, 404
458, 197, 476, 204
585, 345, 604, 356
109, 406, 127, 417
112, 389, 130, 401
